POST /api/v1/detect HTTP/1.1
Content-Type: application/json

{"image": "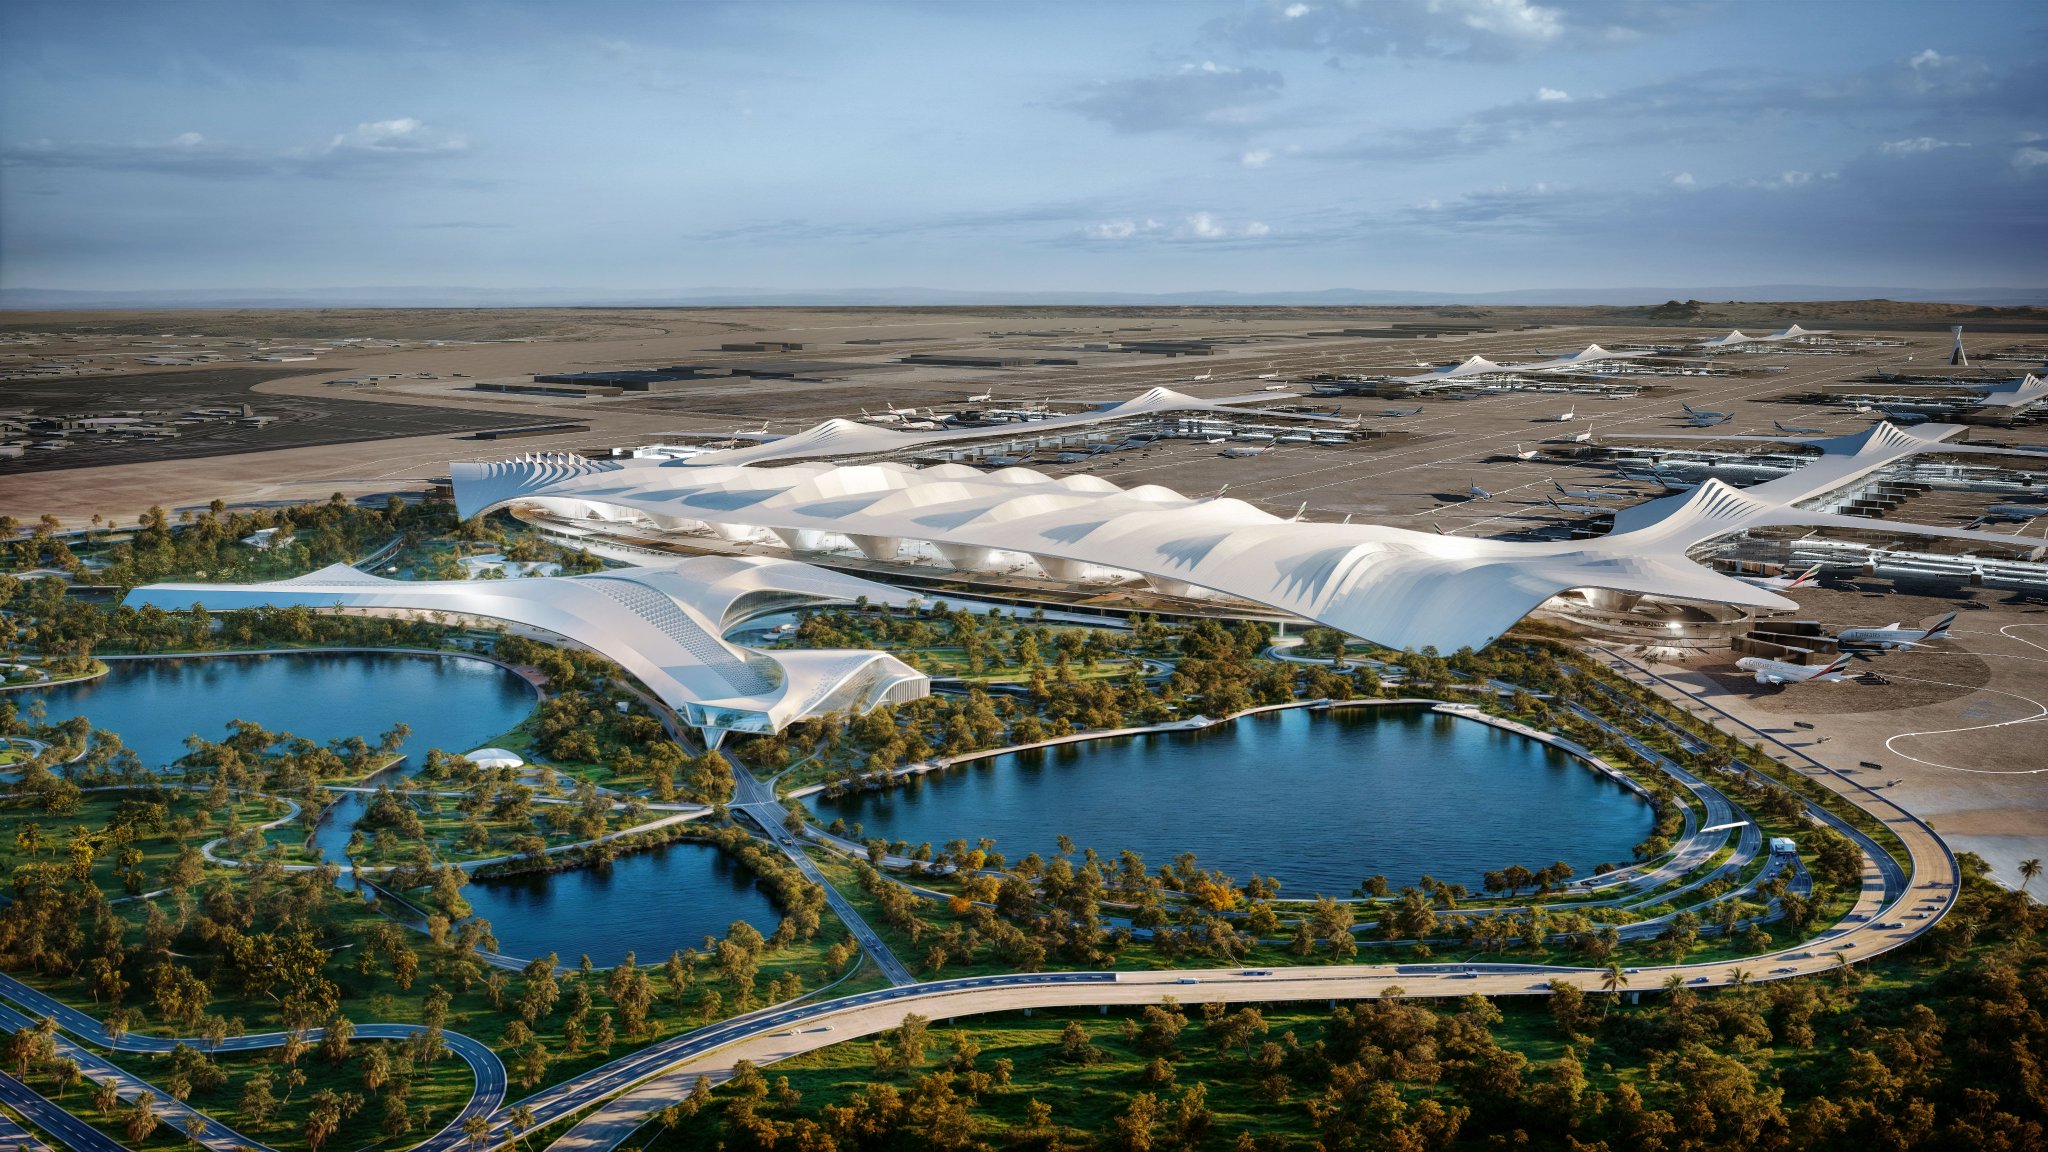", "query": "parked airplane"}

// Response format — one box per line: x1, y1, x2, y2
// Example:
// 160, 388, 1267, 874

1732, 563, 1823, 591
1256, 365, 1281, 380
1973, 504, 2047, 523
1684, 410, 1735, 427
1190, 371, 1213, 382
1511, 443, 1540, 460
1381, 407, 1423, 417
1546, 496, 1612, 516
1682, 403, 1729, 420
1736, 652, 1857, 685
1618, 468, 1698, 493
1553, 480, 1632, 502
965, 390, 994, 403
1837, 612, 1957, 650
1219, 444, 1272, 457
1548, 407, 1576, 422
1774, 419, 1828, 435
1467, 481, 1495, 501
